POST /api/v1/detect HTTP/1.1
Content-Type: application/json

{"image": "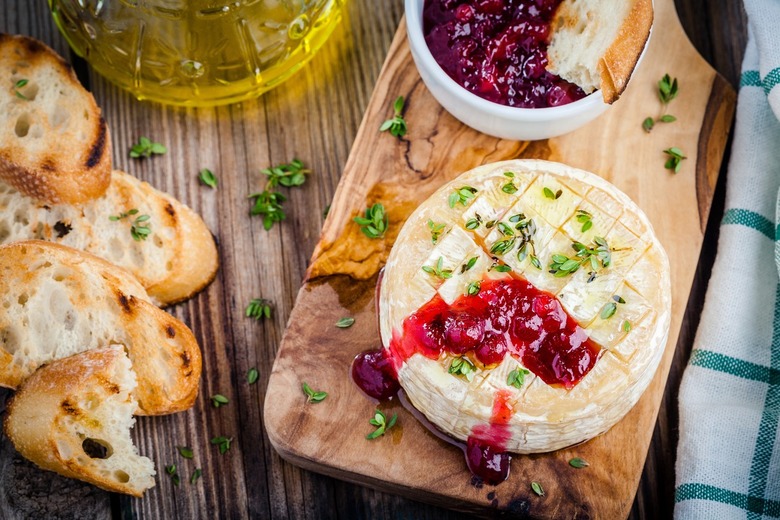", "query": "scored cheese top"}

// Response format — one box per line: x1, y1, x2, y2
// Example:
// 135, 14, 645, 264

378, 159, 671, 453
